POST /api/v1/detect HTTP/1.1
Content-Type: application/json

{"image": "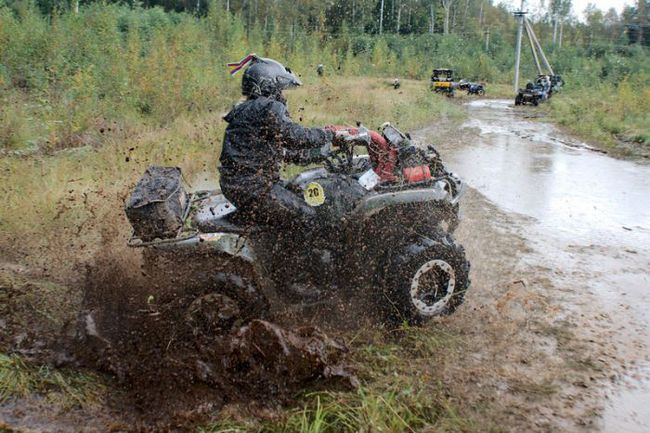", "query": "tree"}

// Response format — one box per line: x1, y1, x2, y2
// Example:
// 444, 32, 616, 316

638, 0, 648, 44
584, 3, 604, 41
441, 0, 454, 34
549, 0, 571, 48
603, 8, 622, 43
